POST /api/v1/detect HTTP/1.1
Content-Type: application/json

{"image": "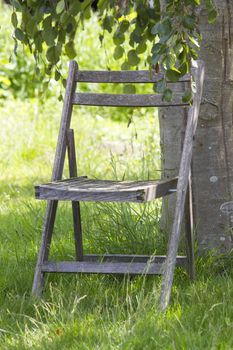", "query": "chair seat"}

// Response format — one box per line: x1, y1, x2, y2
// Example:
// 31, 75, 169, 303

35, 176, 178, 203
